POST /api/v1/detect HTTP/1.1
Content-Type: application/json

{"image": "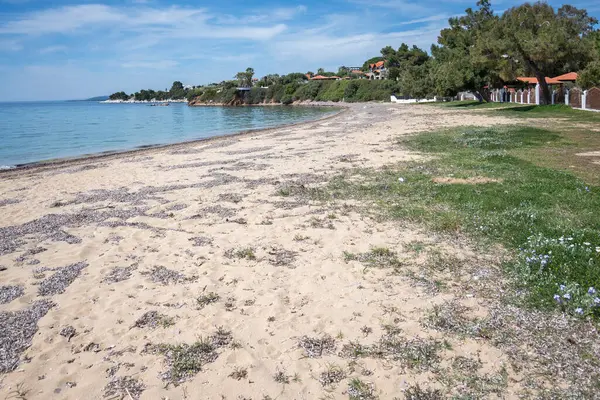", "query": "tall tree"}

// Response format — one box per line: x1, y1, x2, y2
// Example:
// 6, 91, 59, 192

498, 2, 597, 104
235, 68, 255, 87
431, 0, 502, 101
